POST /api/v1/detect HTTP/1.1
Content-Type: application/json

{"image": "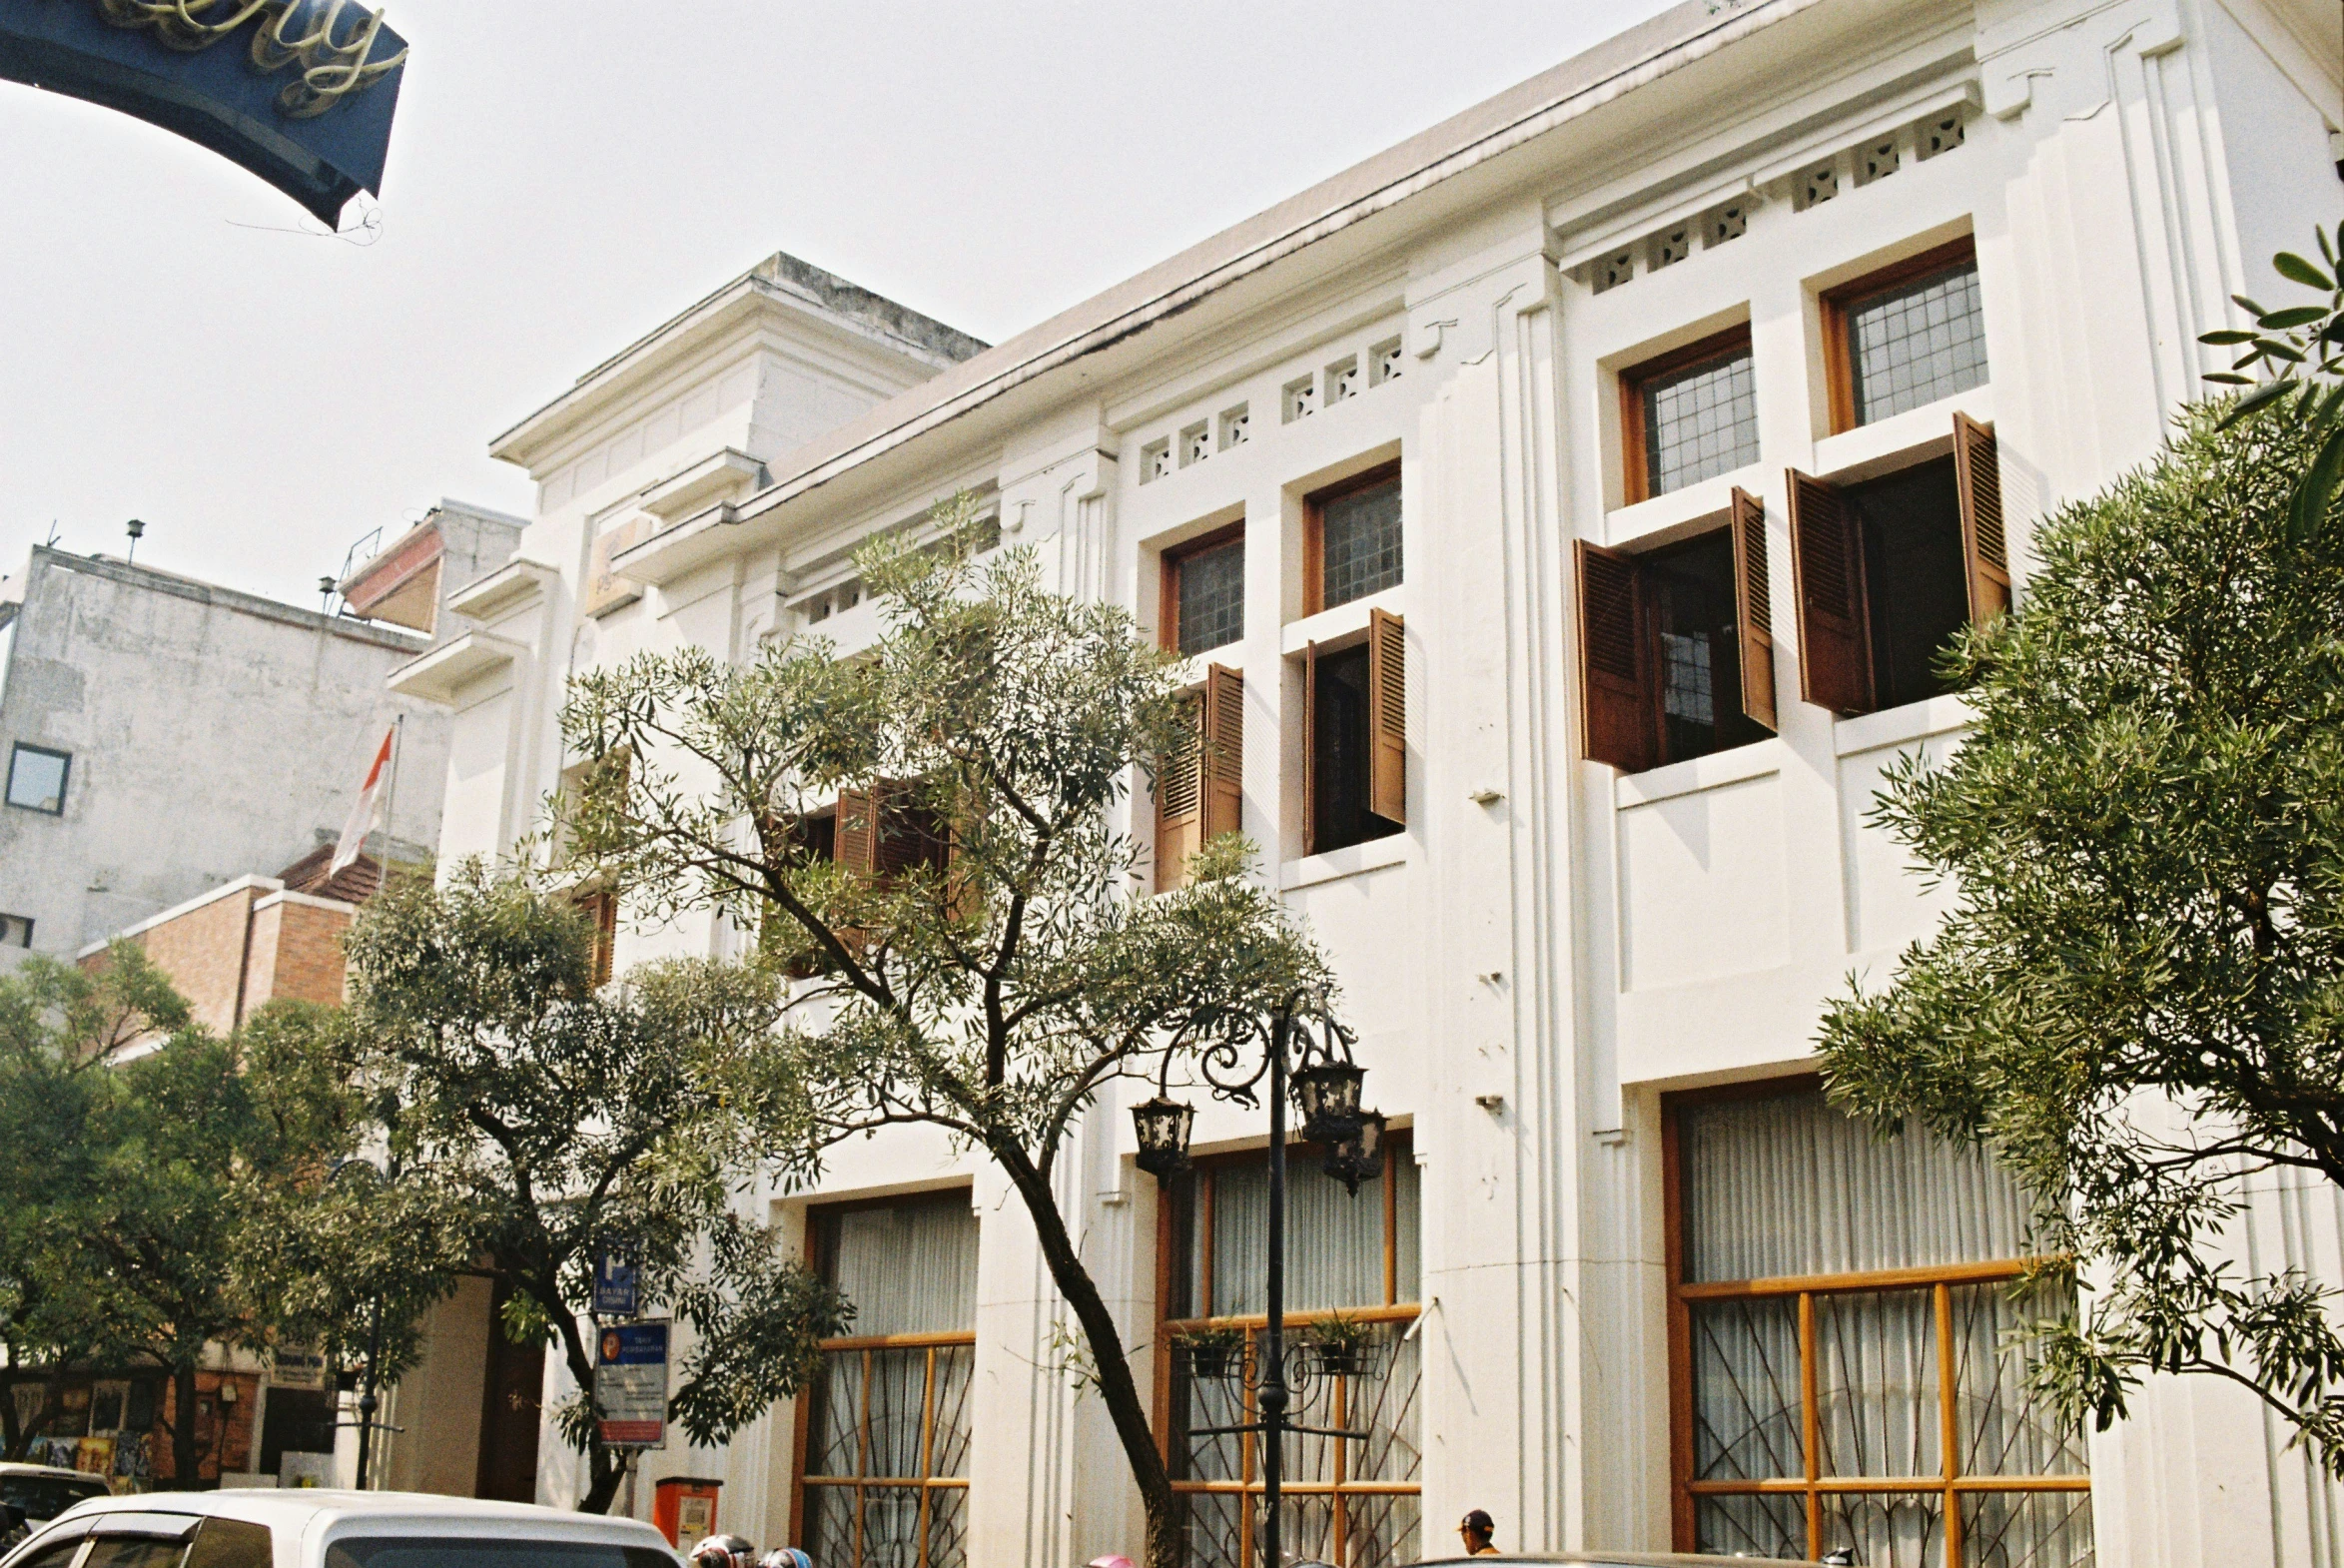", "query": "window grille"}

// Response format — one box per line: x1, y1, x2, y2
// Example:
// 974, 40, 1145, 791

798, 1193, 978, 1568
1183, 423, 1212, 467
1143, 439, 1173, 484
1797, 161, 1841, 211
1706, 203, 1749, 247
1667, 1086, 2089, 1568
1284, 377, 1320, 423
1650, 225, 1693, 271
1370, 340, 1402, 387
1327, 357, 1360, 405
1856, 136, 1902, 187
1918, 112, 1965, 160
1219, 405, 1251, 450
1594, 250, 1637, 293
1162, 1140, 1422, 1568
